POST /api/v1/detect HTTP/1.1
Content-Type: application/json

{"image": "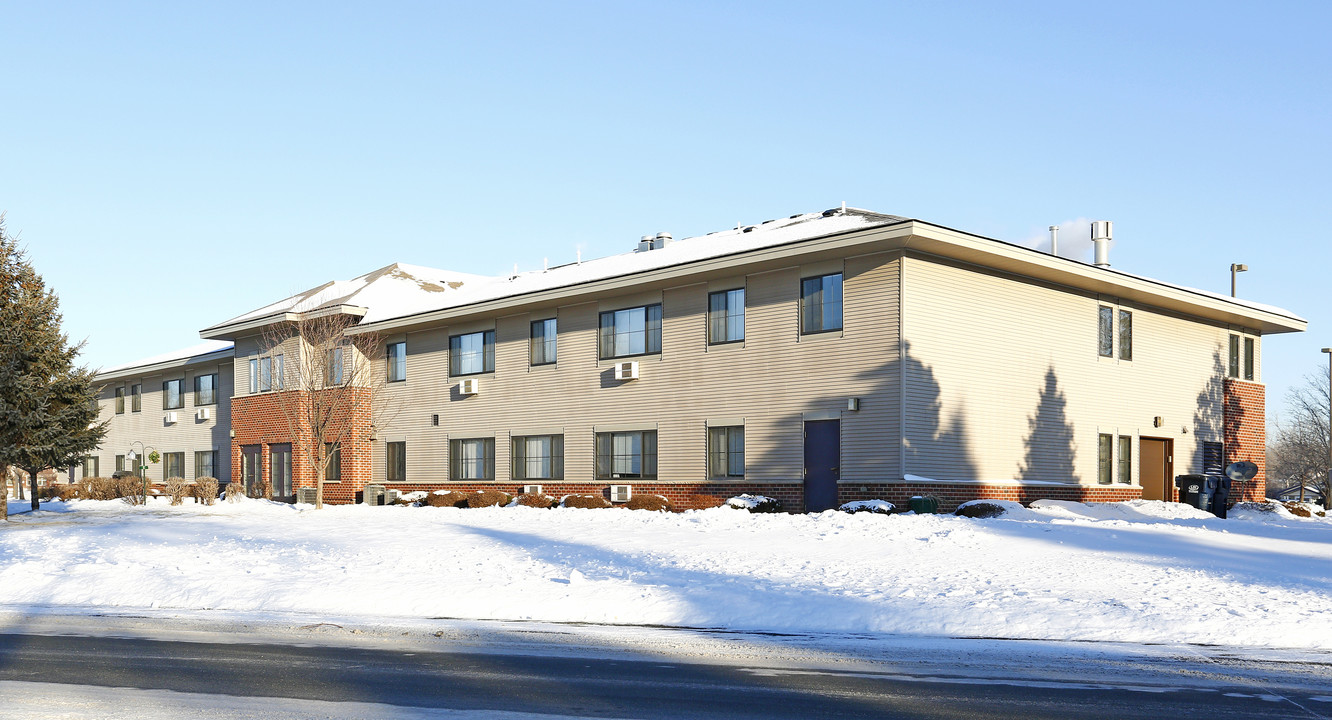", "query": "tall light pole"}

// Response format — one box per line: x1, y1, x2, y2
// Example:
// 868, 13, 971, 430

1323, 348, 1332, 508
126, 441, 155, 505
1230, 263, 1248, 297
